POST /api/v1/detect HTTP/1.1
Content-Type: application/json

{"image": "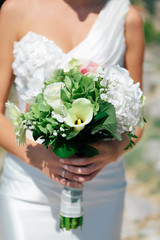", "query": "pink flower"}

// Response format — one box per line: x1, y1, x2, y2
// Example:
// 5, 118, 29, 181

80, 61, 99, 76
